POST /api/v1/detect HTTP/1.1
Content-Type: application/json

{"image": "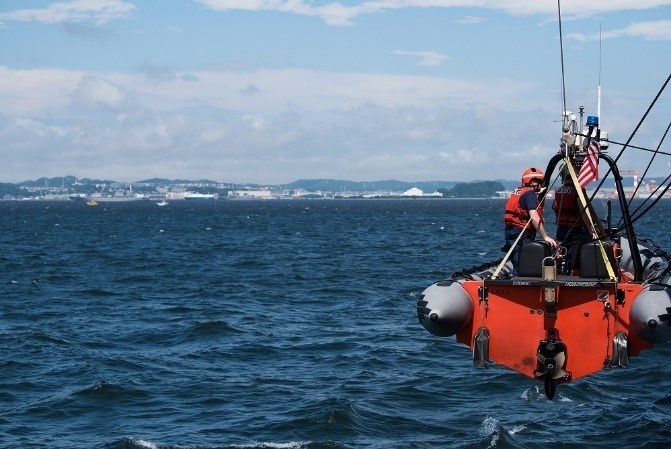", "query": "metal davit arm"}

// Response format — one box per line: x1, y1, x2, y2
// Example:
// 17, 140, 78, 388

543, 154, 565, 194
599, 153, 643, 281
544, 152, 643, 281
